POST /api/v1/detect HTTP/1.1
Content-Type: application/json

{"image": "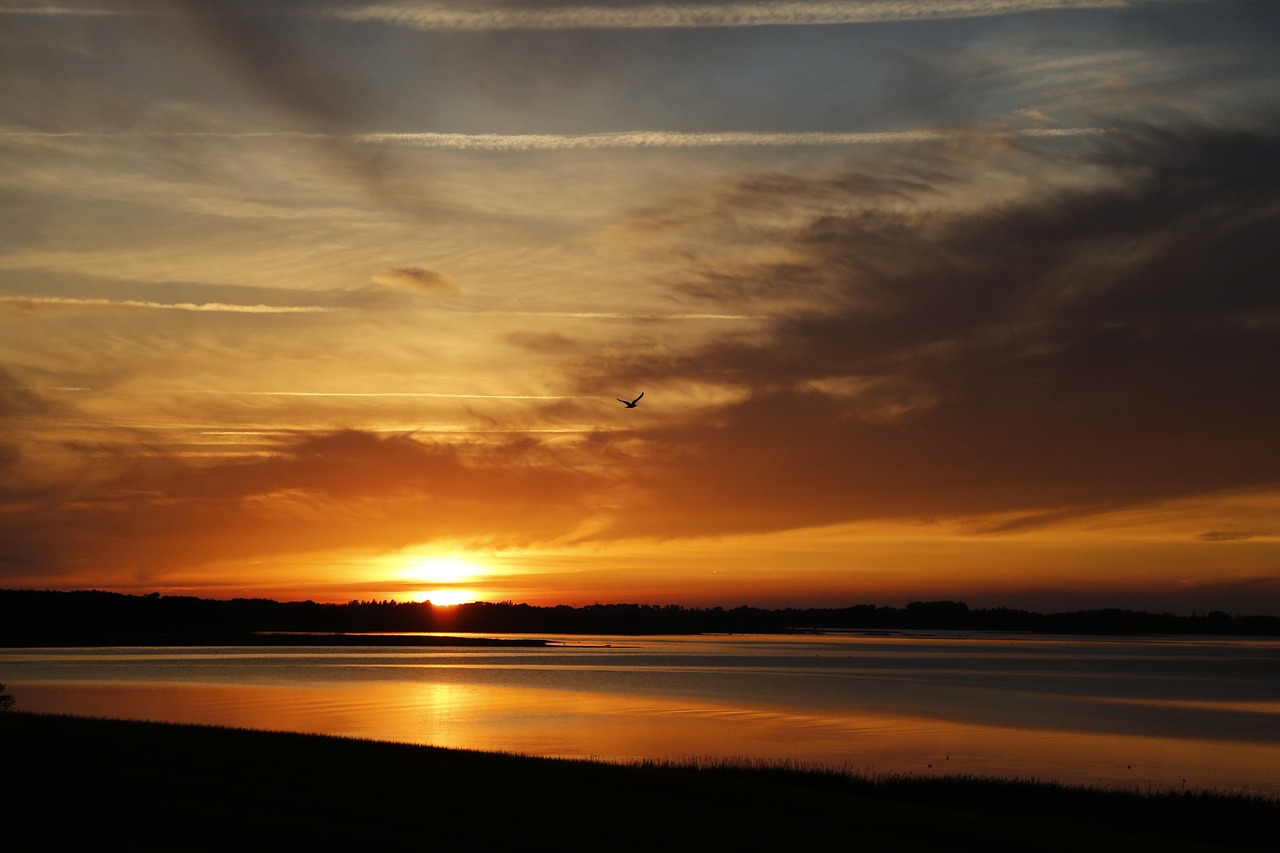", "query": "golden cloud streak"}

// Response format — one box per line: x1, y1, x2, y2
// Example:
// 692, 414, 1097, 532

1, 127, 1104, 150
0, 296, 339, 314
